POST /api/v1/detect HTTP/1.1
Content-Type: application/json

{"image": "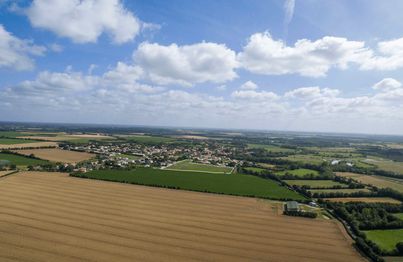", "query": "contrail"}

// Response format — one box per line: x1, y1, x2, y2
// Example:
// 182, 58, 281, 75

283, 0, 295, 41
